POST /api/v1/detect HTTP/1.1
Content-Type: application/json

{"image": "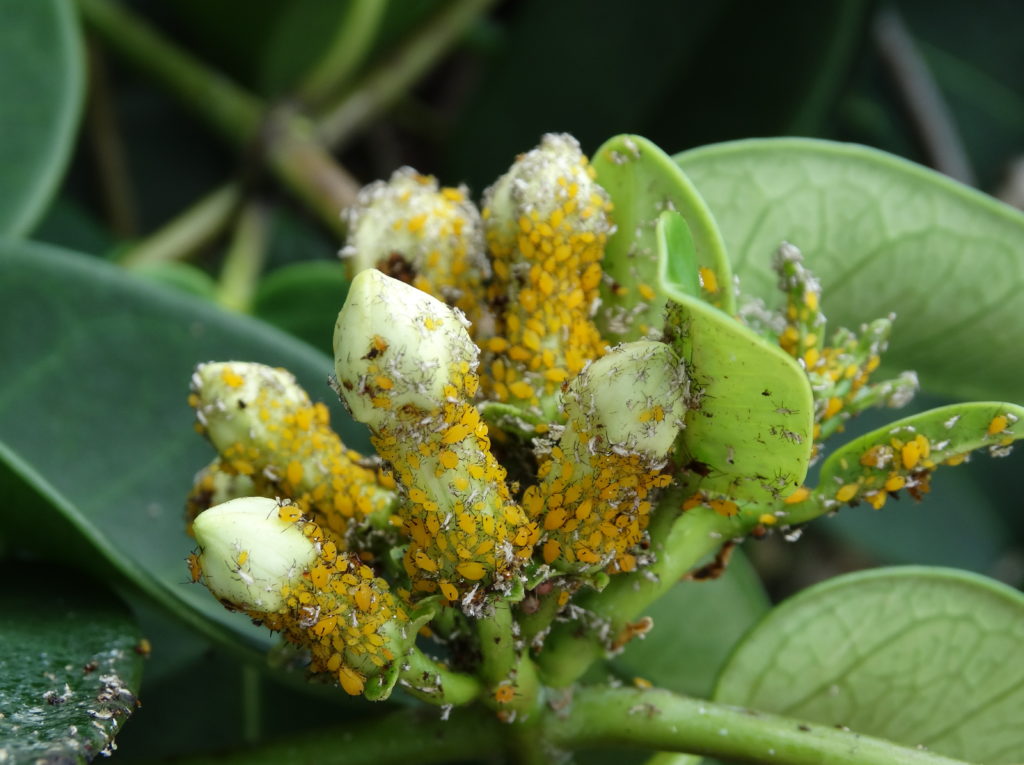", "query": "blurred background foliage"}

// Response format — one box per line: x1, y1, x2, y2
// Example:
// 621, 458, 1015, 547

3, 0, 1023, 760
